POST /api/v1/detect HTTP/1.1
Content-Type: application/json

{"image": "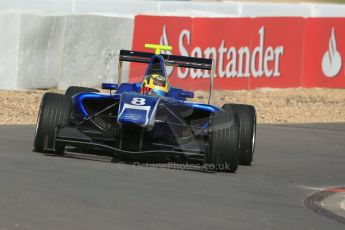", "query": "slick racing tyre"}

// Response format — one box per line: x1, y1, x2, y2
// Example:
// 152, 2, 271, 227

205, 110, 240, 173
222, 104, 256, 166
34, 93, 71, 154
65, 86, 99, 97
